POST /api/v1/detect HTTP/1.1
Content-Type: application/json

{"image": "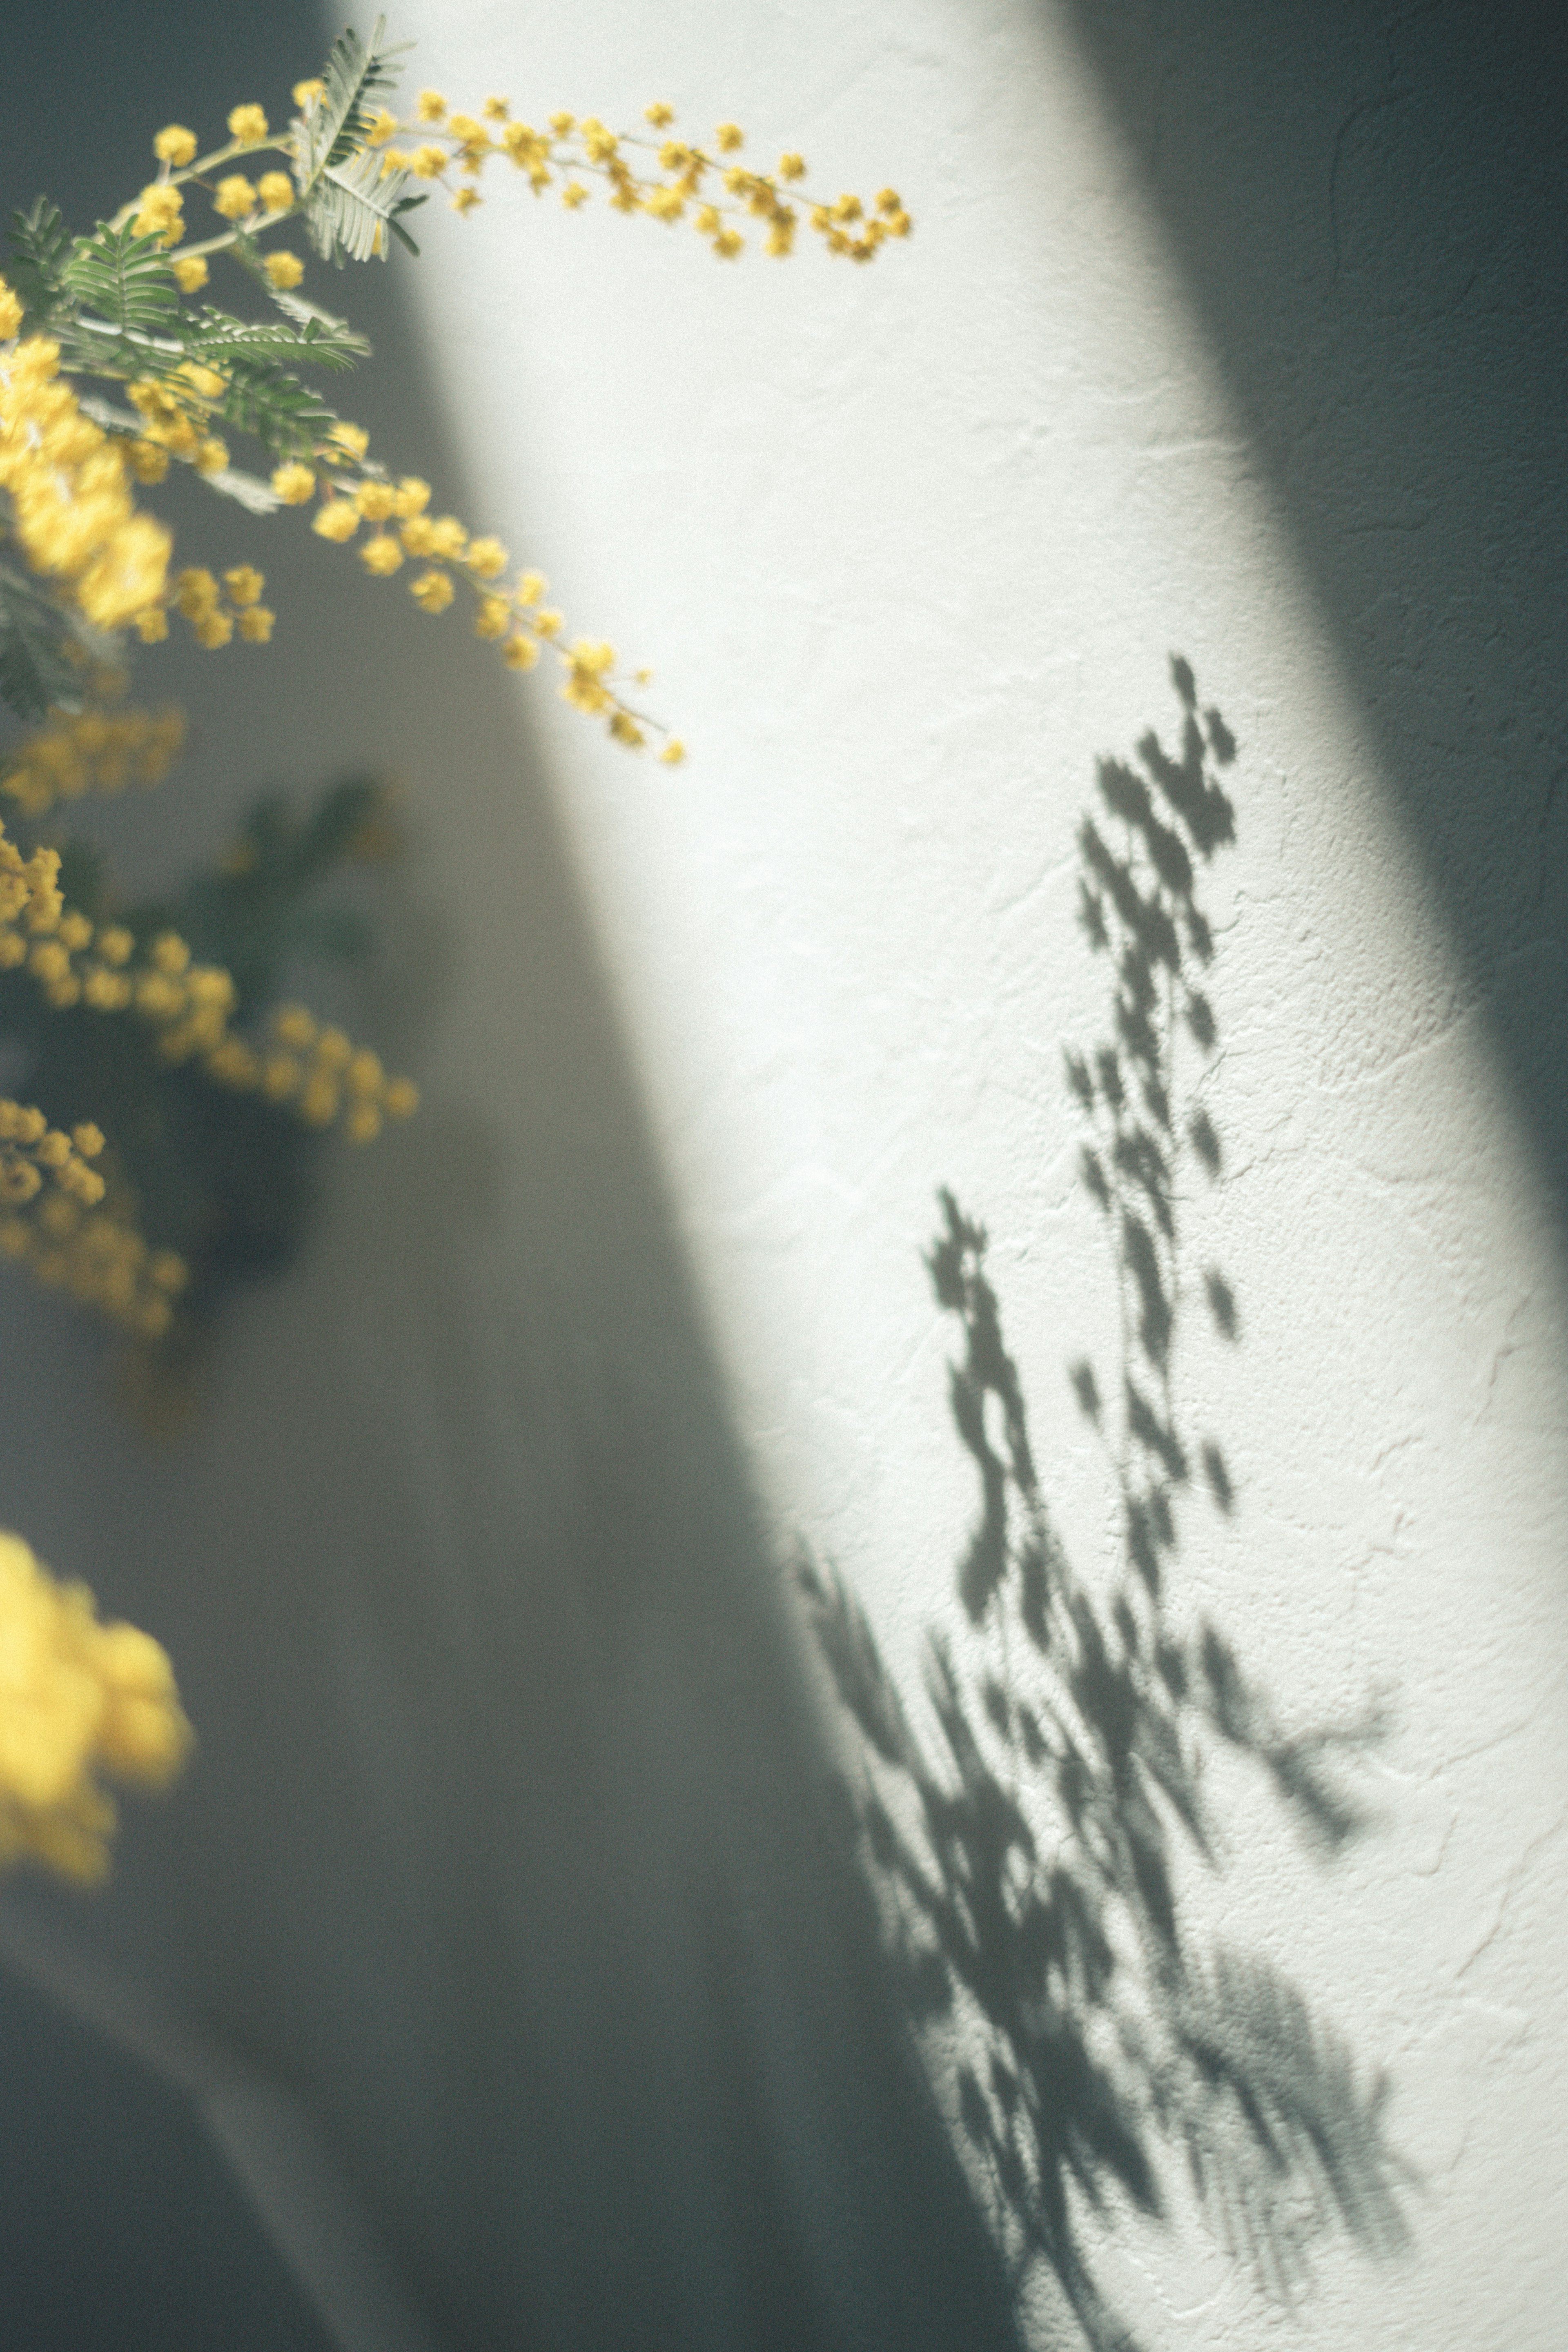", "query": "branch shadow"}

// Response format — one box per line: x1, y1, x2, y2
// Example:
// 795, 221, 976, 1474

802, 661, 1412, 2351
